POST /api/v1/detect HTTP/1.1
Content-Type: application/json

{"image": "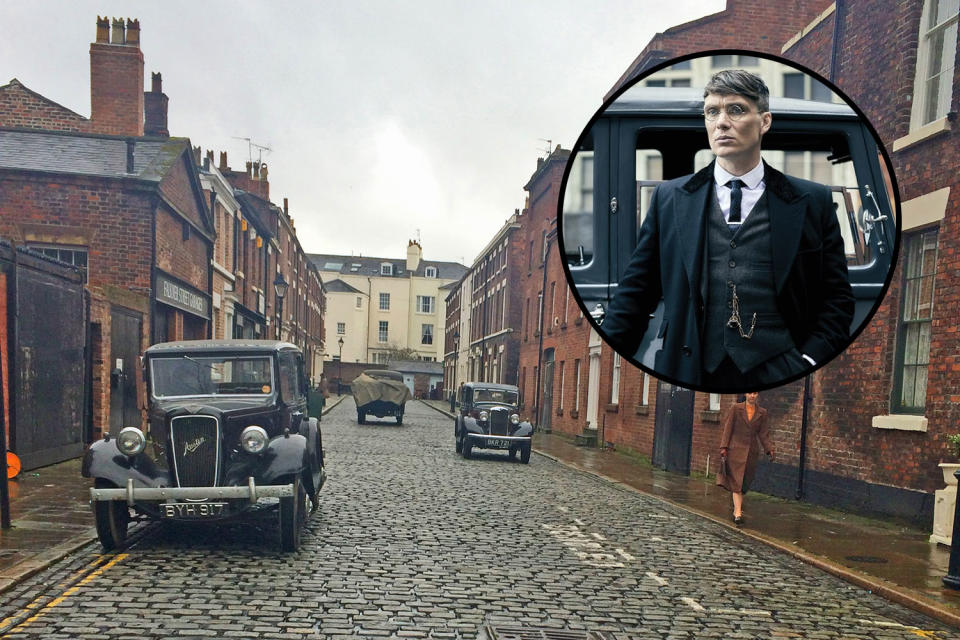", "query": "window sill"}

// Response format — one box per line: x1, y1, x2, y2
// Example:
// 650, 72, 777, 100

701, 410, 721, 423
605, 403, 619, 413
560, 323, 567, 331
893, 116, 951, 152
871, 414, 928, 432
635, 404, 649, 416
